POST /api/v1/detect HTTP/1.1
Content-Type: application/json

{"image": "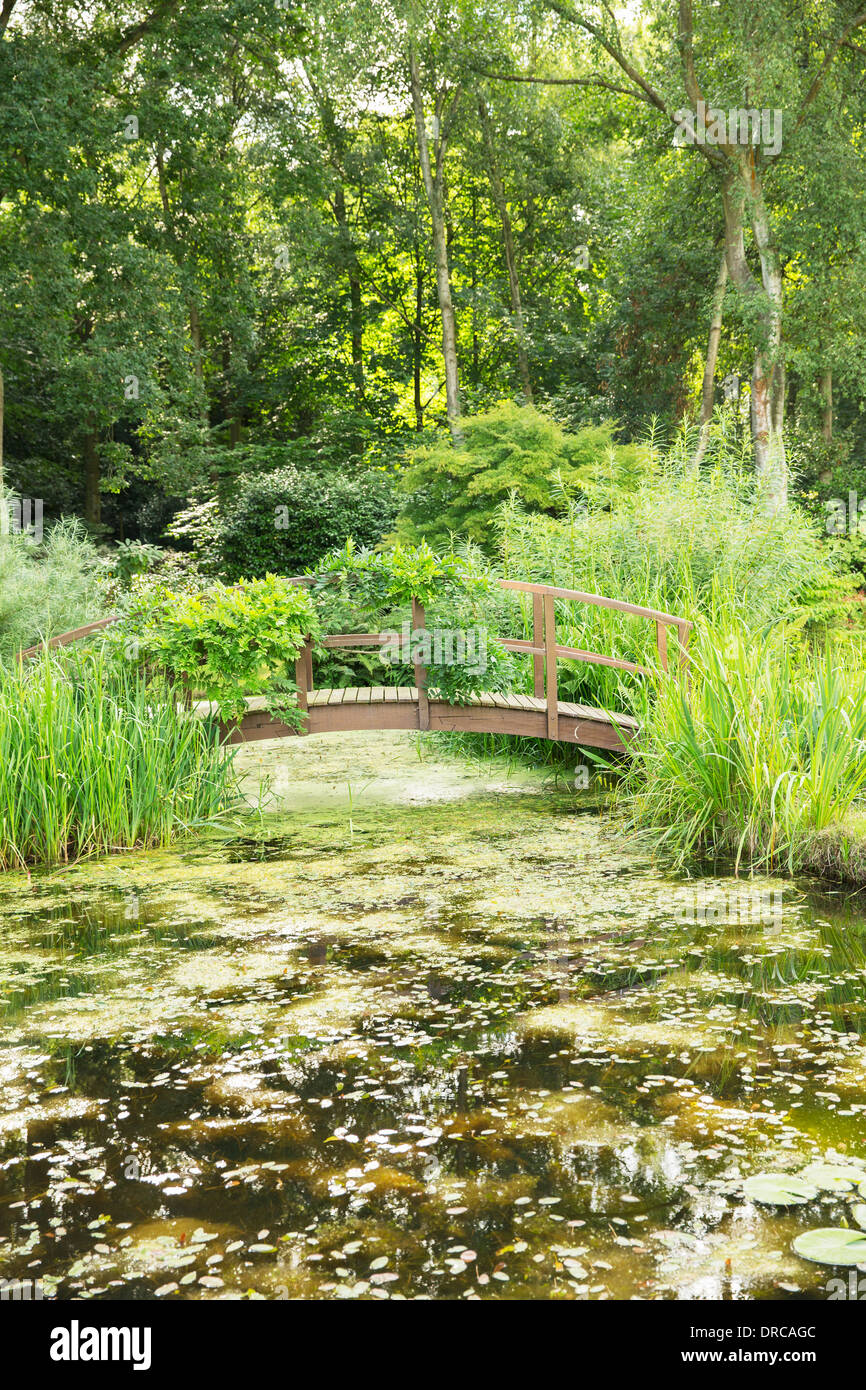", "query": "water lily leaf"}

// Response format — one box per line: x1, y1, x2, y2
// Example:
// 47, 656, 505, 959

851, 1204, 866, 1232
792, 1228, 866, 1267
742, 1173, 818, 1206
800, 1163, 864, 1193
